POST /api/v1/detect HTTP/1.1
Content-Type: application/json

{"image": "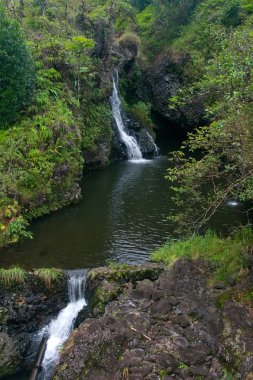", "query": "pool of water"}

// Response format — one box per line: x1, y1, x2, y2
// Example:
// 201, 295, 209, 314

0, 156, 173, 269
0, 135, 248, 270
